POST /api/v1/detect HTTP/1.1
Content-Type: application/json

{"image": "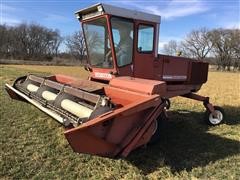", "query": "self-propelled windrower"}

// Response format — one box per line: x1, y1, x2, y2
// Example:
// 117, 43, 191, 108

5, 3, 224, 158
